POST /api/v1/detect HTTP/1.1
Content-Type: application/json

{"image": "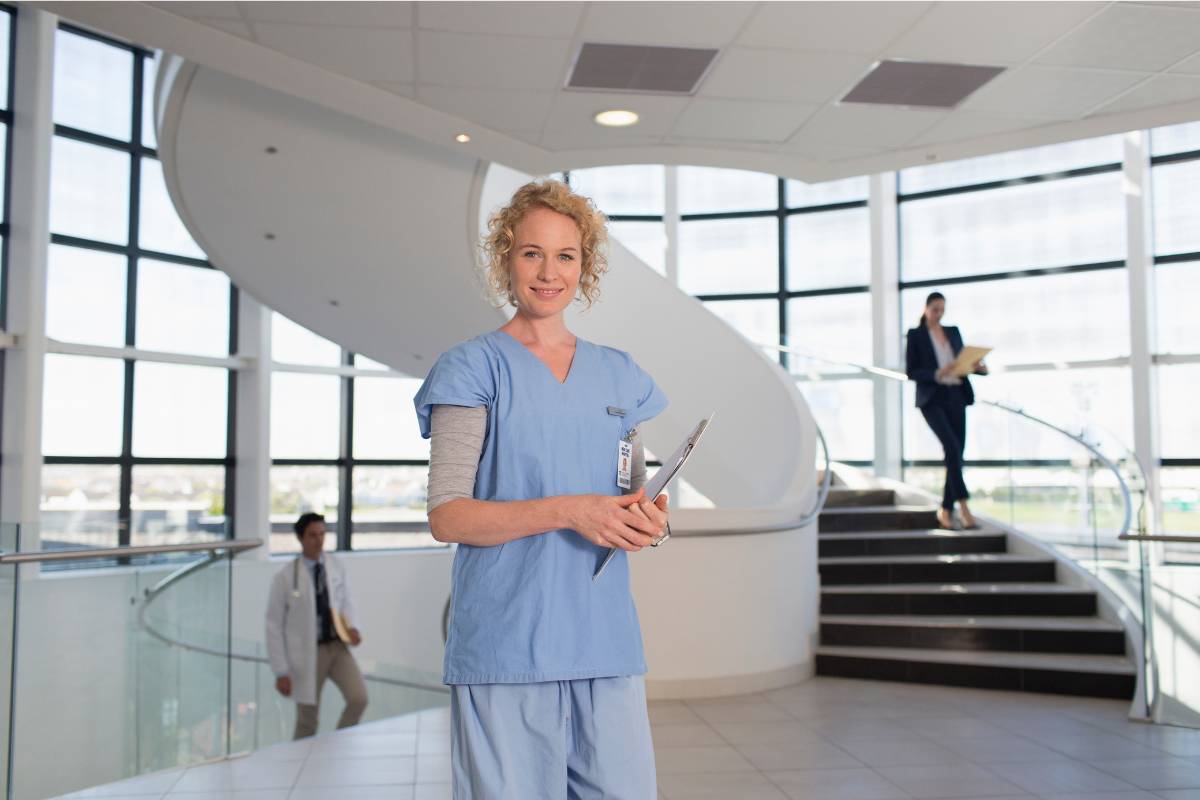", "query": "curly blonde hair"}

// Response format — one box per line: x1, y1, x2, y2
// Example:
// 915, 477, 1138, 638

481, 180, 609, 309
